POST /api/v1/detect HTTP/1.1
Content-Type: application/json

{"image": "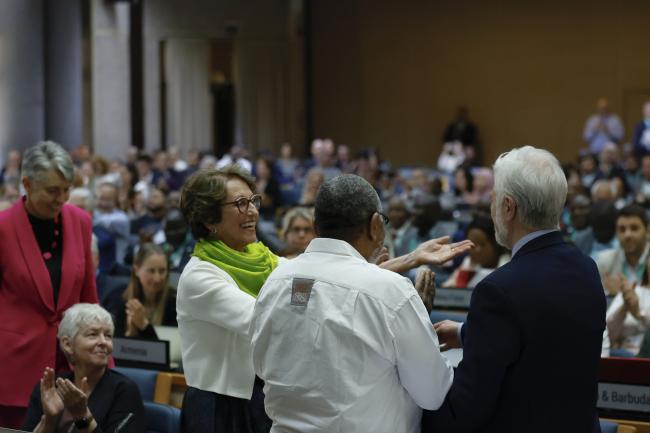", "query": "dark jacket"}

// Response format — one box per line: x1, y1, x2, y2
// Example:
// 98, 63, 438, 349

422, 231, 606, 433
23, 369, 146, 433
